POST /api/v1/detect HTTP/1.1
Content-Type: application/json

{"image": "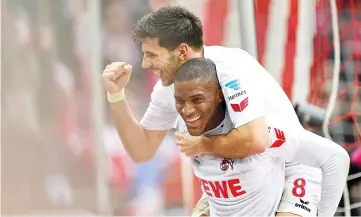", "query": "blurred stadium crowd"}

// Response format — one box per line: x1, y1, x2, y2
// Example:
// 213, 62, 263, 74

1, 0, 360, 215
2, 0, 179, 215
